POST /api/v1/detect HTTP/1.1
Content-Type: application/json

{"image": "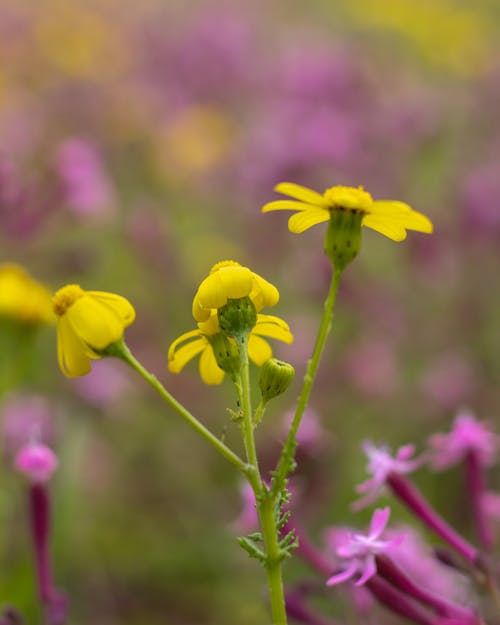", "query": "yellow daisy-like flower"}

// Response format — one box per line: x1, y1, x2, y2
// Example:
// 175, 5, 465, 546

52, 284, 135, 378
192, 260, 279, 322
262, 182, 433, 241
0, 263, 54, 325
168, 311, 293, 385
